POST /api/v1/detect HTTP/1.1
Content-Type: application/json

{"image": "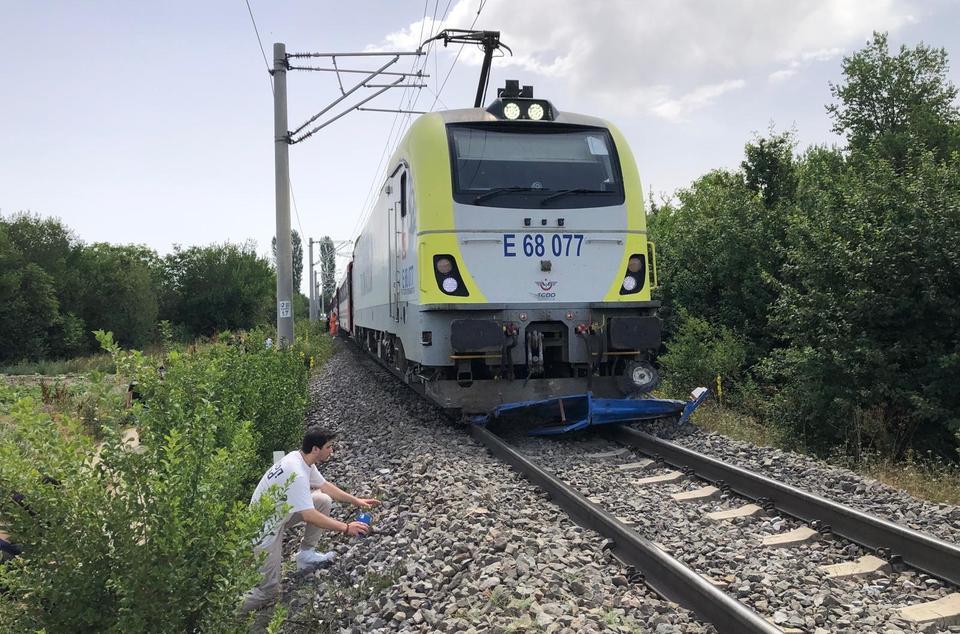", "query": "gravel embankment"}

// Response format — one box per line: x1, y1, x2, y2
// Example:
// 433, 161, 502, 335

644, 421, 960, 548
270, 340, 714, 633
512, 431, 960, 633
